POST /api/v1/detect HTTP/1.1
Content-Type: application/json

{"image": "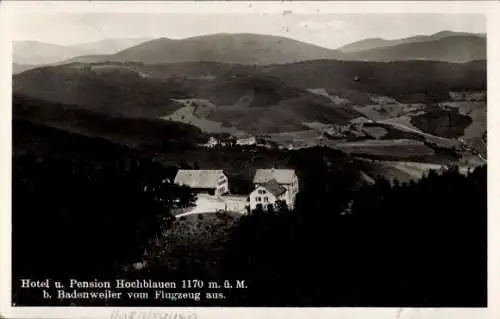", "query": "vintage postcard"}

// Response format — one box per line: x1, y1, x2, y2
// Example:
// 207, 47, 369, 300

0, 1, 498, 319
